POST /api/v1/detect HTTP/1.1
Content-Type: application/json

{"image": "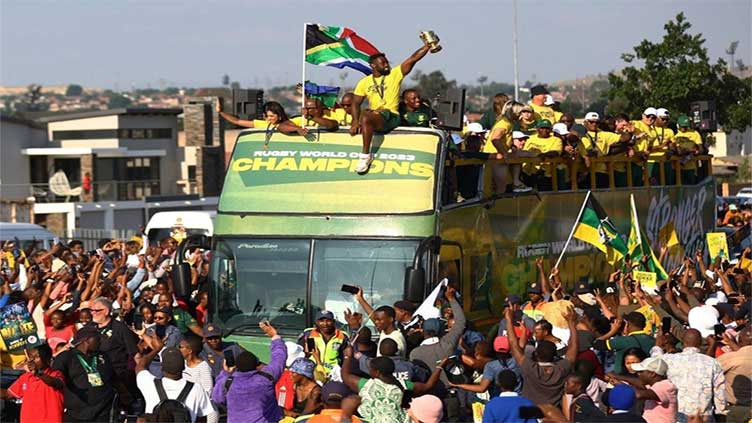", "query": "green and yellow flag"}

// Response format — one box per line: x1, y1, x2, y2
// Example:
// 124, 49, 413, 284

572, 192, 628, 265
628, 194, 669, 280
